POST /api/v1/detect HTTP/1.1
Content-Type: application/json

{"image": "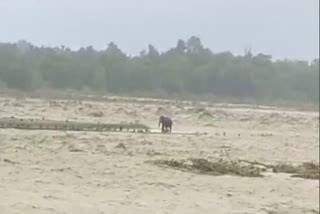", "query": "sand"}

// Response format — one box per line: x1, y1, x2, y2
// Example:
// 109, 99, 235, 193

0, 95, 319, 214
